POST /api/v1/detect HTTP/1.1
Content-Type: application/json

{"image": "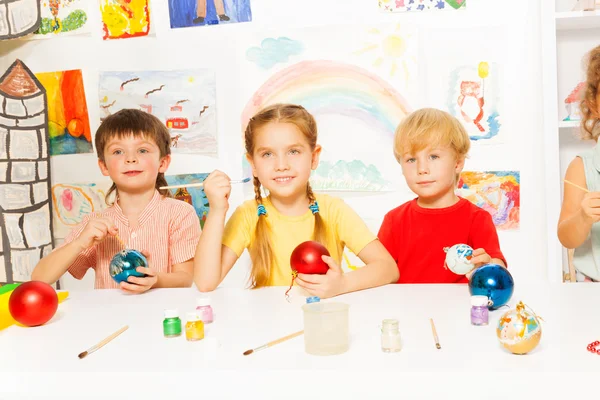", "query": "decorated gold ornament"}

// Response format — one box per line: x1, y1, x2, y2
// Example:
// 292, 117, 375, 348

496, 301, 543, 355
